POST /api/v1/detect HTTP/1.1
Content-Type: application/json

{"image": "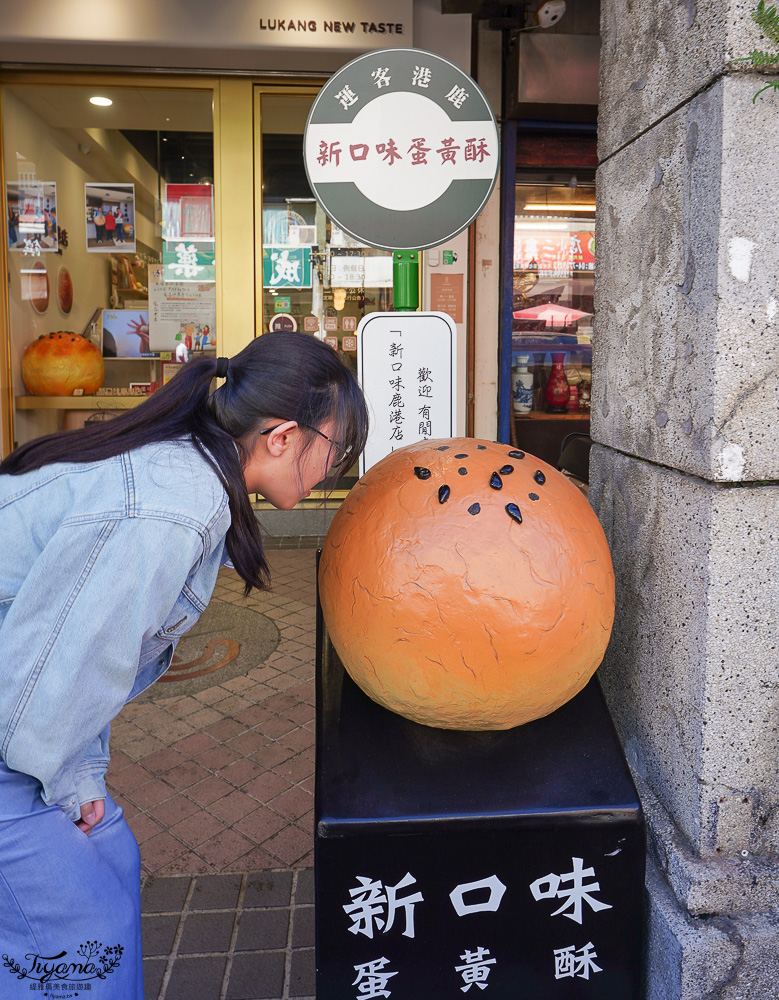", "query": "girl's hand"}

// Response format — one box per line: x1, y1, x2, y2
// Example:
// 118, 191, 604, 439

75, 799, 105, 834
